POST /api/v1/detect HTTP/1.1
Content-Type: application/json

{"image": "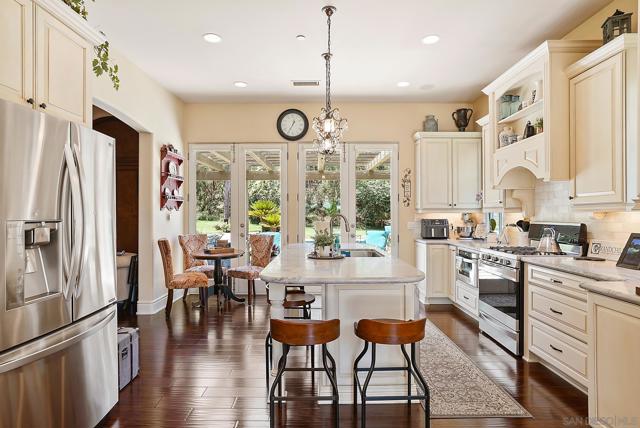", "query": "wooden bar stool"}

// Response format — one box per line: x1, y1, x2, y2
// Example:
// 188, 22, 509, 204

268, 319, 340, 428
265, 292, 317, 395
353, 318, 430, 428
